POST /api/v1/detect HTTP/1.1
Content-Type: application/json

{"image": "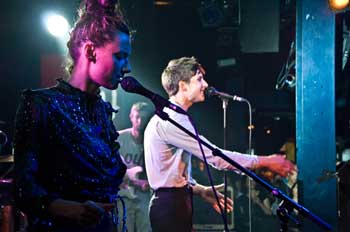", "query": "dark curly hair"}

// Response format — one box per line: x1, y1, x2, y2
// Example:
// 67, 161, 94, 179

66, 0, 130, 74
